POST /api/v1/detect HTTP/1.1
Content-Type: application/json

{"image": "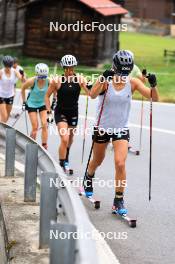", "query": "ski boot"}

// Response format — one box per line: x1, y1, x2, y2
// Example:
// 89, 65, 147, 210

83, 172, 94, 197
60, 160, 73, 176
112, 197, 128, 215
